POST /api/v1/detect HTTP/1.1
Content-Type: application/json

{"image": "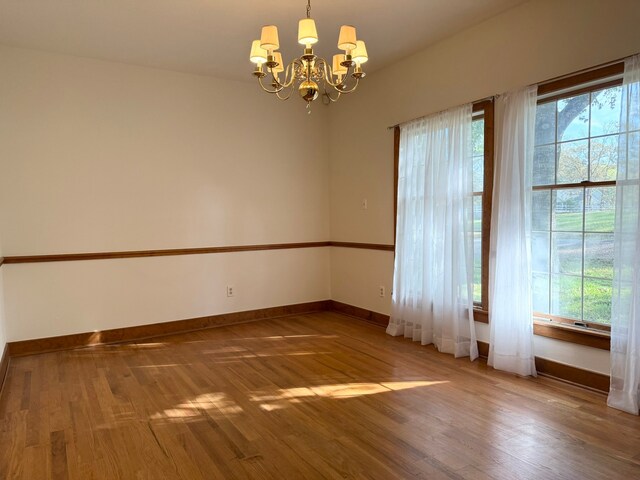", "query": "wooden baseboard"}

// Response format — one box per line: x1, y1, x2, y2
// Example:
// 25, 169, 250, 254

534, 357, 609, 393
329, 303, 609, 393
328, 300, 390, 327
477, 341, 607, 393
8, 300, 330, 357
0, 344, 9, 397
